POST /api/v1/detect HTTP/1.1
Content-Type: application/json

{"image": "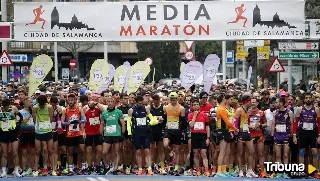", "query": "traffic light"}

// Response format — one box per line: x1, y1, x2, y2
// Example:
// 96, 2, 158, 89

246, 47, 257, 65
